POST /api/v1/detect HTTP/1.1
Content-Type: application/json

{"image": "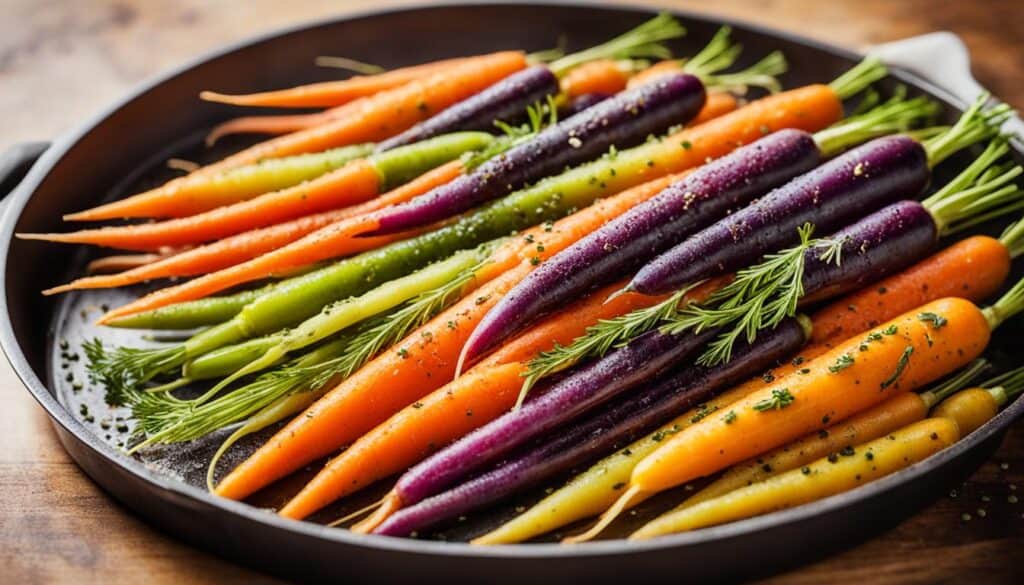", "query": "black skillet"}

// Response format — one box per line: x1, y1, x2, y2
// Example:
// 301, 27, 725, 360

2, 3, 1022, 583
